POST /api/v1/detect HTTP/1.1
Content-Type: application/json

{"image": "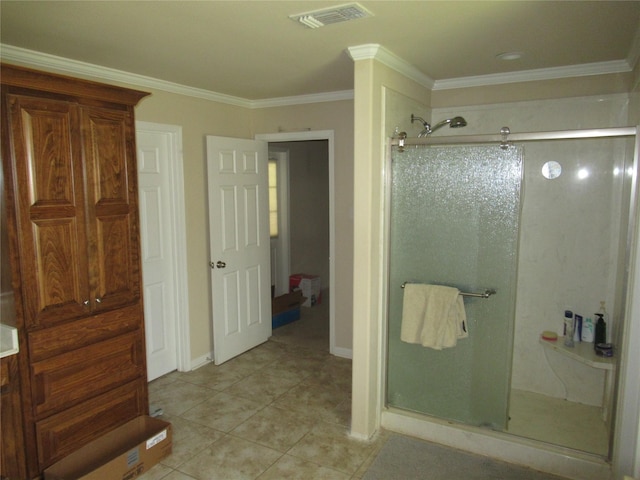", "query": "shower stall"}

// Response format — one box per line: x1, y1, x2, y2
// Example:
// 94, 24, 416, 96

385, 126, 638, 464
